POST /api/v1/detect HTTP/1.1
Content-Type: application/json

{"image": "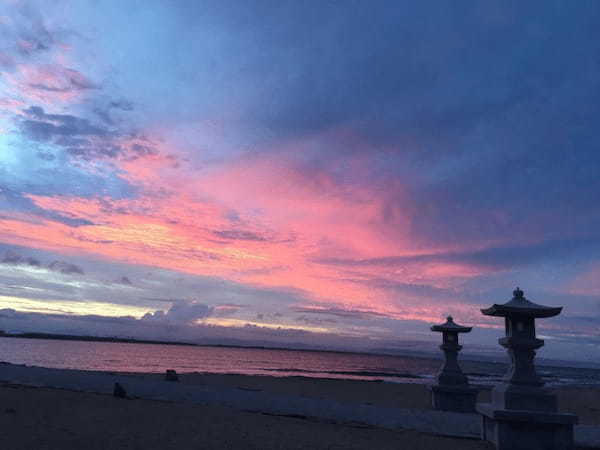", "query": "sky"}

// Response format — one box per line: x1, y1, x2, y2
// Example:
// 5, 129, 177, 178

0, 0, 599, 362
